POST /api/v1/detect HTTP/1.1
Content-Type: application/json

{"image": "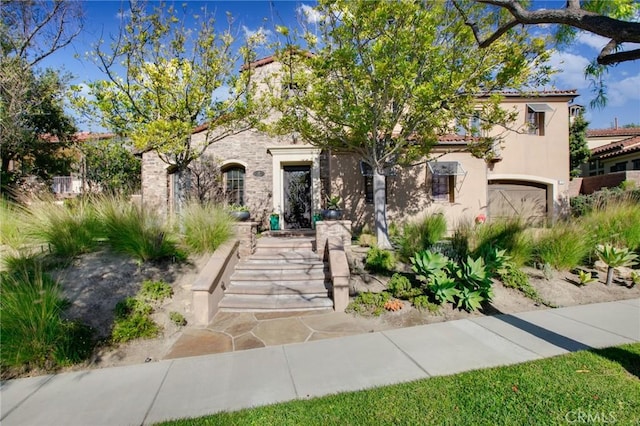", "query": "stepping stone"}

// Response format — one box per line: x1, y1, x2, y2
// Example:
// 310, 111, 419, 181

163, 329, 232, 359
